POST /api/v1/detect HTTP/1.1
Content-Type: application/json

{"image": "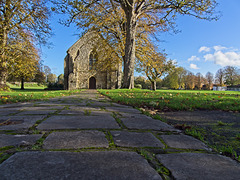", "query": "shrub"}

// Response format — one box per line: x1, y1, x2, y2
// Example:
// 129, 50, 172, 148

135, 84, 142, 89
45, 83, 64, 90
0, 84, 11, 91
